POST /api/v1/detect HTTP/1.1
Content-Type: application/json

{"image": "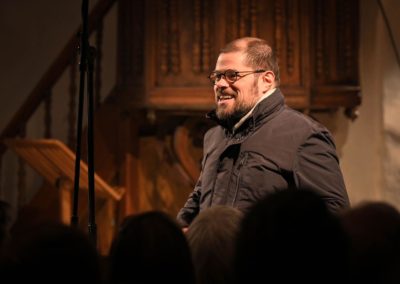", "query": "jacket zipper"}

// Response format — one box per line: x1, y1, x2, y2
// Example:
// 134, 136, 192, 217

232, 153, 248, 206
